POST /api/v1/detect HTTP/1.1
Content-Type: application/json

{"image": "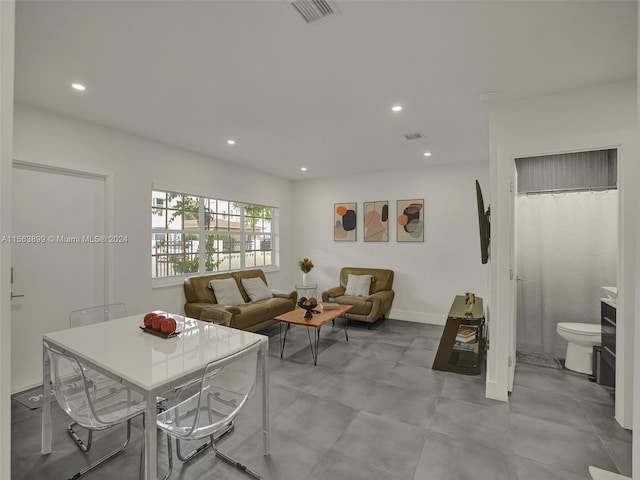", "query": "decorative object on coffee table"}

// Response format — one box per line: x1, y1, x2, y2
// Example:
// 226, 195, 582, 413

298, 297, 318, 319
